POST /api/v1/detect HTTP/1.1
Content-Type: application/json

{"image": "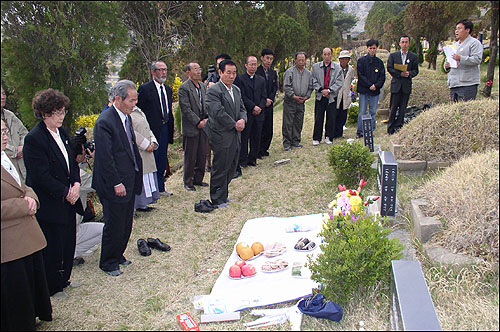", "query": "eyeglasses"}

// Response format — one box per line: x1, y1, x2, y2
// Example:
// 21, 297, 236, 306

155, 68, 168, 72
1, 129, 9, 136
52, 109, 66, 116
